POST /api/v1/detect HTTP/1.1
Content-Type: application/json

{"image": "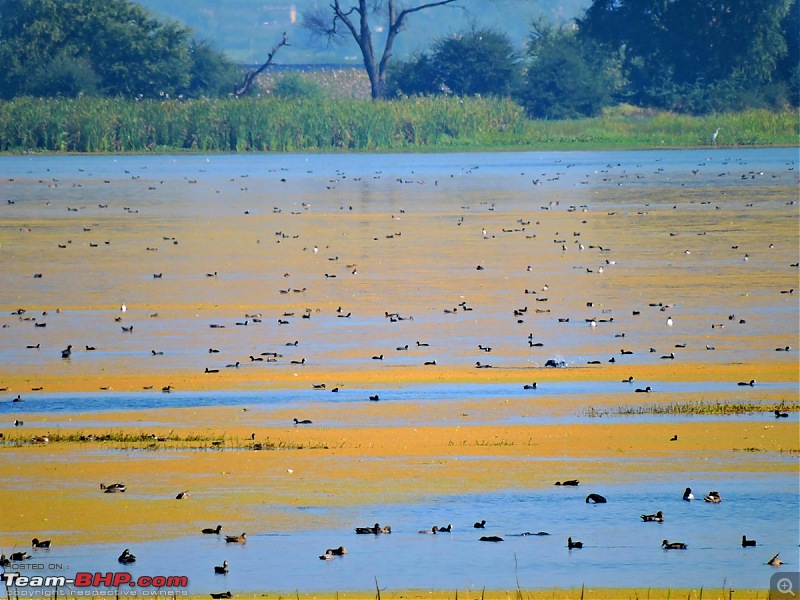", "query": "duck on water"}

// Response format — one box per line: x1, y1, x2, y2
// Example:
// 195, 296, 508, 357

355, 523, 391, 534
